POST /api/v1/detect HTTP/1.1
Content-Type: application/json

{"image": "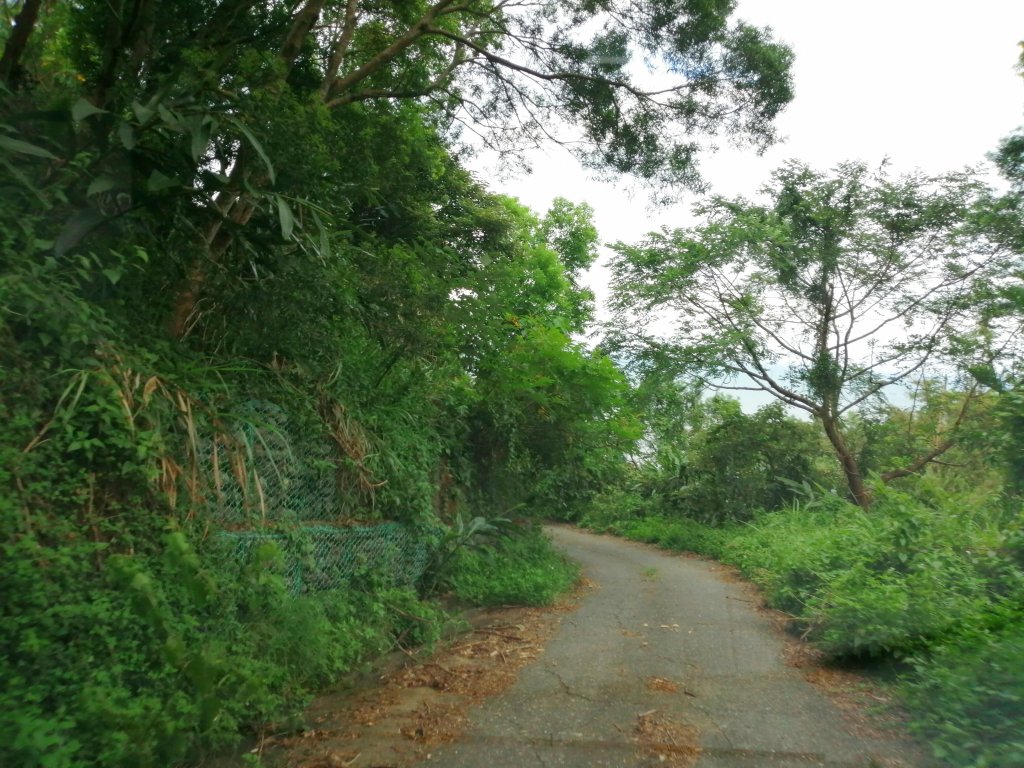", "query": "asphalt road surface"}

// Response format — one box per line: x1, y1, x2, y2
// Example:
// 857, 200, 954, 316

428, 526, 929, 768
